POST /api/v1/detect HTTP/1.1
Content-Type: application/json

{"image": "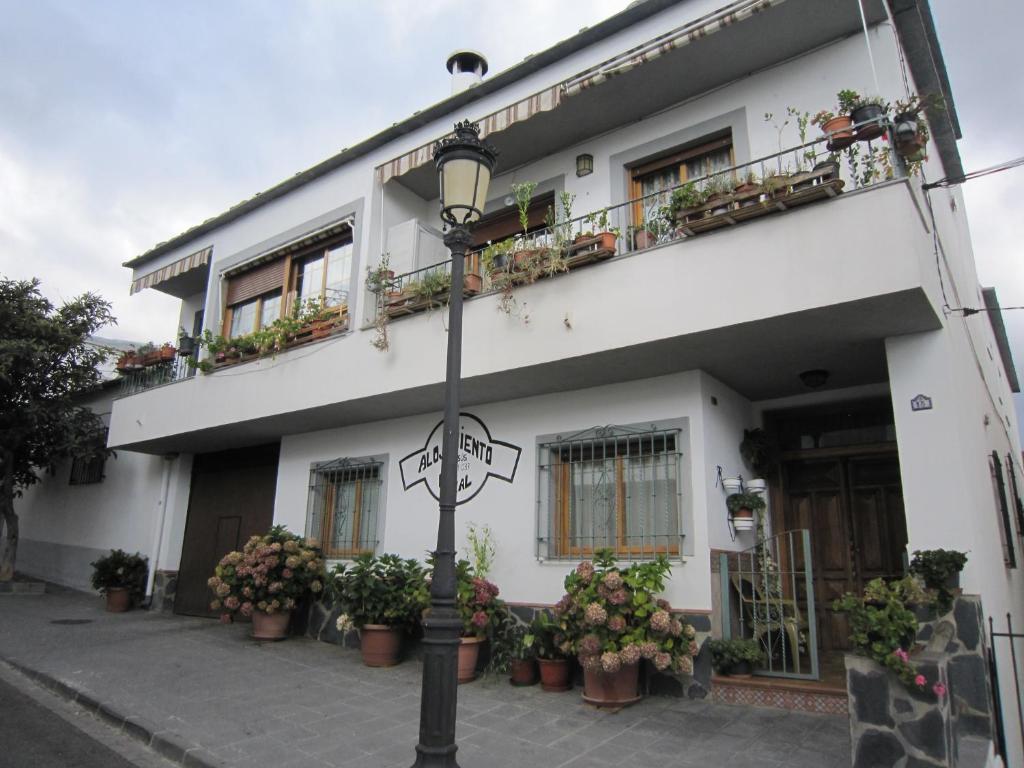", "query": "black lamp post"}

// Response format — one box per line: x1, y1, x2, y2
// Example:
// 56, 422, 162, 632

411, 120, 496, 768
